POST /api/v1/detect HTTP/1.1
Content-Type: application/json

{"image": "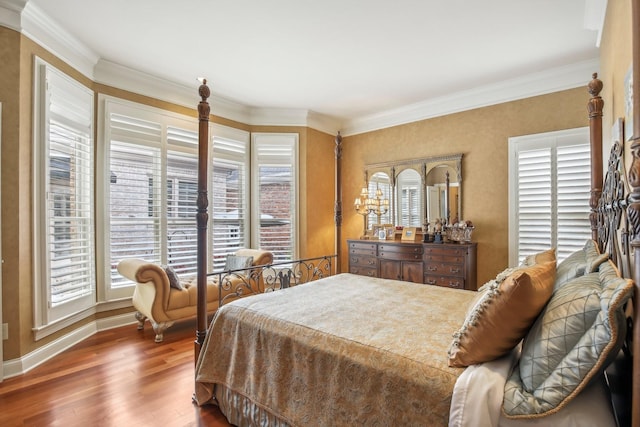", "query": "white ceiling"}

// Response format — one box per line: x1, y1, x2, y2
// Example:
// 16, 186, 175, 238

21, 0, 602, 131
